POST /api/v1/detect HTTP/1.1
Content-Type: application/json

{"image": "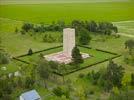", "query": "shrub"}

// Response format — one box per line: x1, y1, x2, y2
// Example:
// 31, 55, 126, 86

0, 51, 9, 64
78, 73, 85, 78
53, 87, 64, 97
28, 48, 33, 55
